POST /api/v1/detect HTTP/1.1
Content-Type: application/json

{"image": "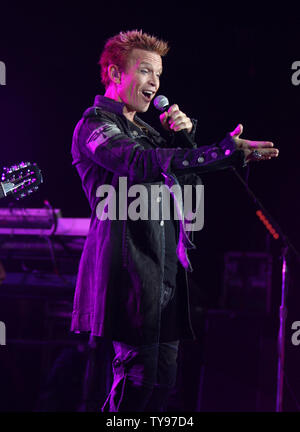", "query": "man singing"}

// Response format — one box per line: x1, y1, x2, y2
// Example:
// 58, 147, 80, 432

71, 30, 278, 412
